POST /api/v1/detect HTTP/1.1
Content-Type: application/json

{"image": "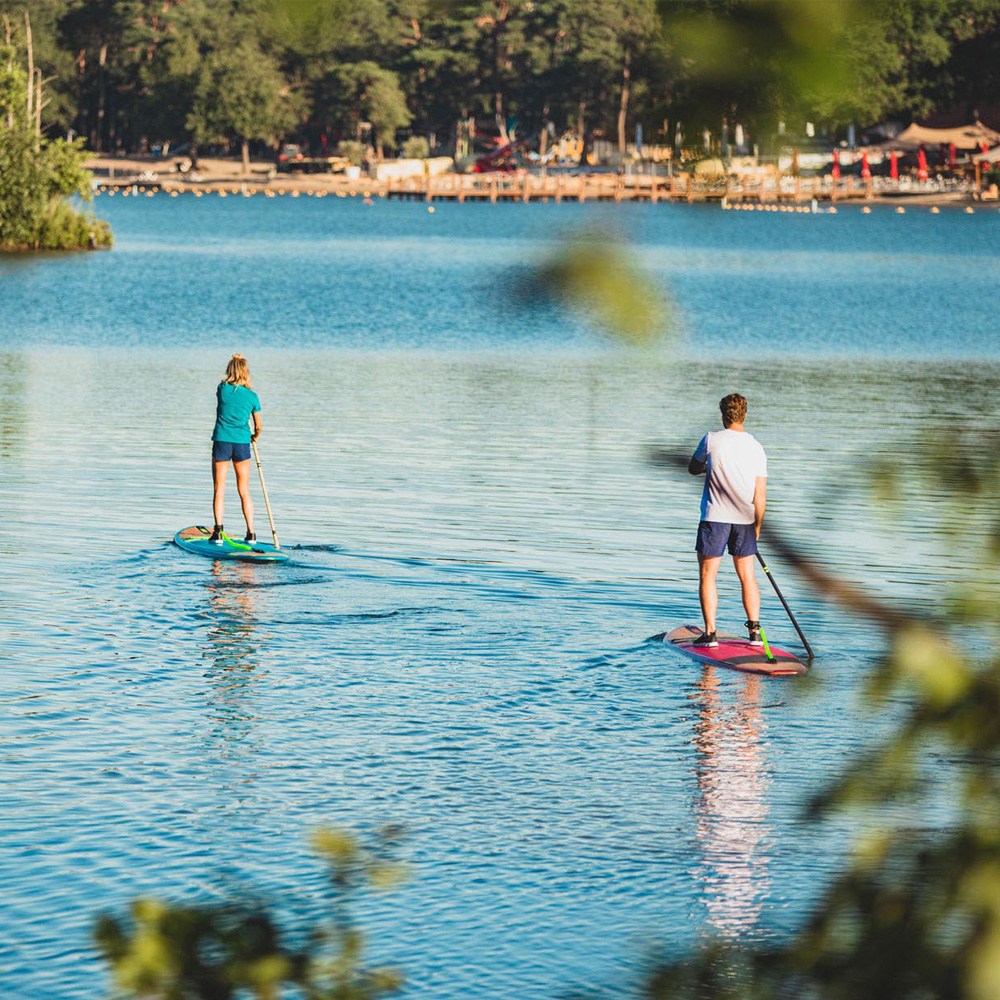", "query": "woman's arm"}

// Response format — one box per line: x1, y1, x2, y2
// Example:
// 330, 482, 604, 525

251, 412, 262, 442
